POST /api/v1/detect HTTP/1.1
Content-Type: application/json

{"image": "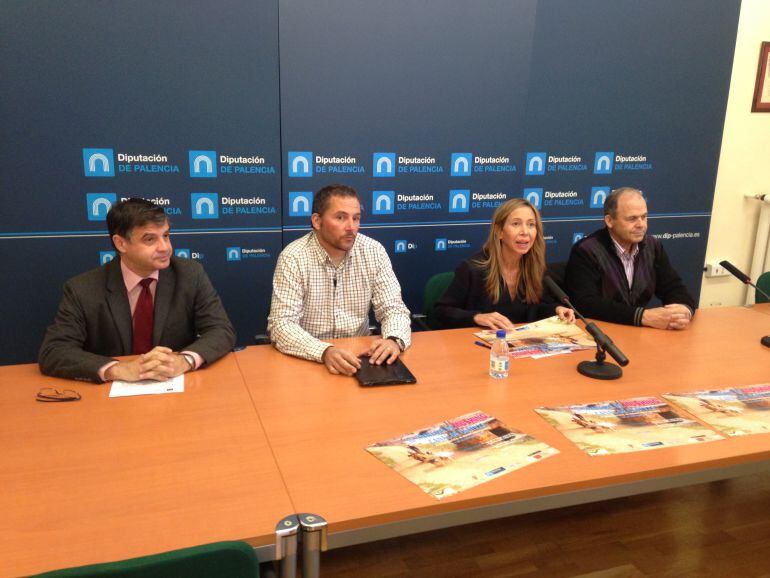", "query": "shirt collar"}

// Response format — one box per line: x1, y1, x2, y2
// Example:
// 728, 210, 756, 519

309, 231, 352, 269
120, 259, 160, 292
609, 233, 639, 259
